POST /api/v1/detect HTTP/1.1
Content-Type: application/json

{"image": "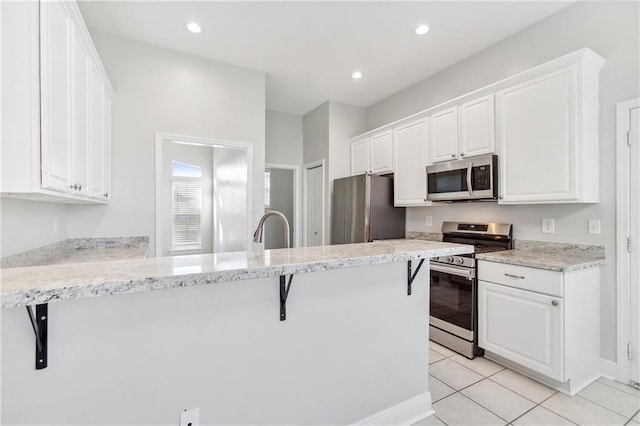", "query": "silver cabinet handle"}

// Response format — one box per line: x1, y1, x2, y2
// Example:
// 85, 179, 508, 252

551, 300, 559, 307
78, 184, 82, 191
103, 192, 109, 198
504, 273, 525, 279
